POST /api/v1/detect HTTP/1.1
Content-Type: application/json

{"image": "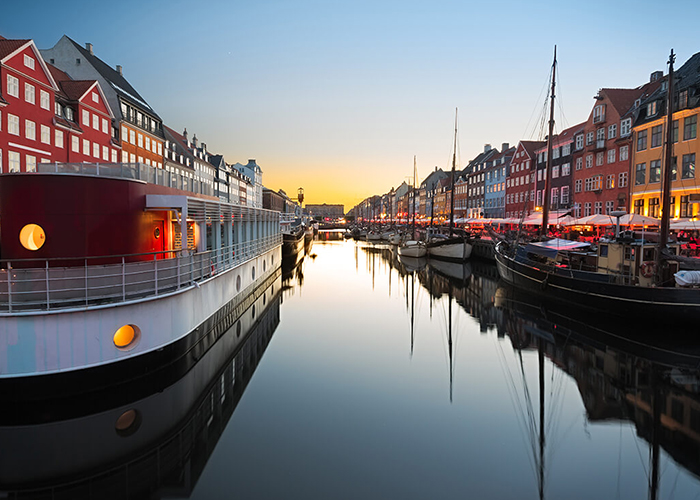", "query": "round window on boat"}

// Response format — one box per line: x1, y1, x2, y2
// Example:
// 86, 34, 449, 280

236, 321, 241, 338
115, 409, 142, 437
252, 305, 256, 319
236, 275, 241, 292
19, 224, 46, 251
252, 266, 256, 280
113, 324, 141, 351
263, 259, 267, 272
154, 226, 161, 239
263, 294, 266, 306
